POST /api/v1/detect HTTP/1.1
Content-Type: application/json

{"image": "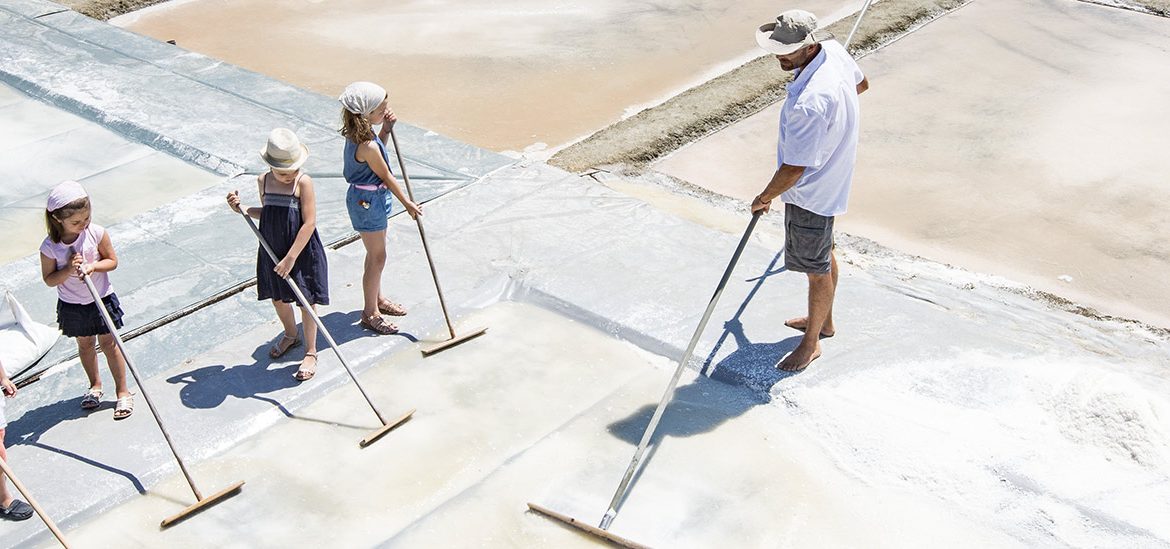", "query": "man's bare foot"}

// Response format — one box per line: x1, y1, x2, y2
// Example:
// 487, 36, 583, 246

784, 317, 835, 338
777, 342, 822, 372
